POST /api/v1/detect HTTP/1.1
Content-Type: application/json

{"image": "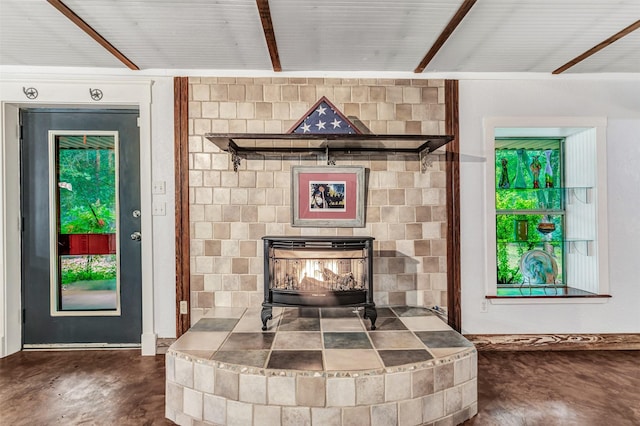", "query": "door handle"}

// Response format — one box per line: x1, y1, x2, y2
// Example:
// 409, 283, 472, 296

130, 231, 142, 241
